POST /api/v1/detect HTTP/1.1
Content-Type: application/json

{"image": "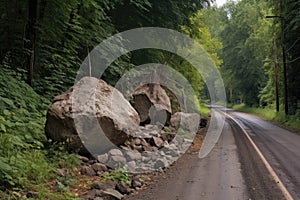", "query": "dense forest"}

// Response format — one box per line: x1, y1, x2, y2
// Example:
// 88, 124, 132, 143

0, 0, 299, 198
210, 0, 300, 115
